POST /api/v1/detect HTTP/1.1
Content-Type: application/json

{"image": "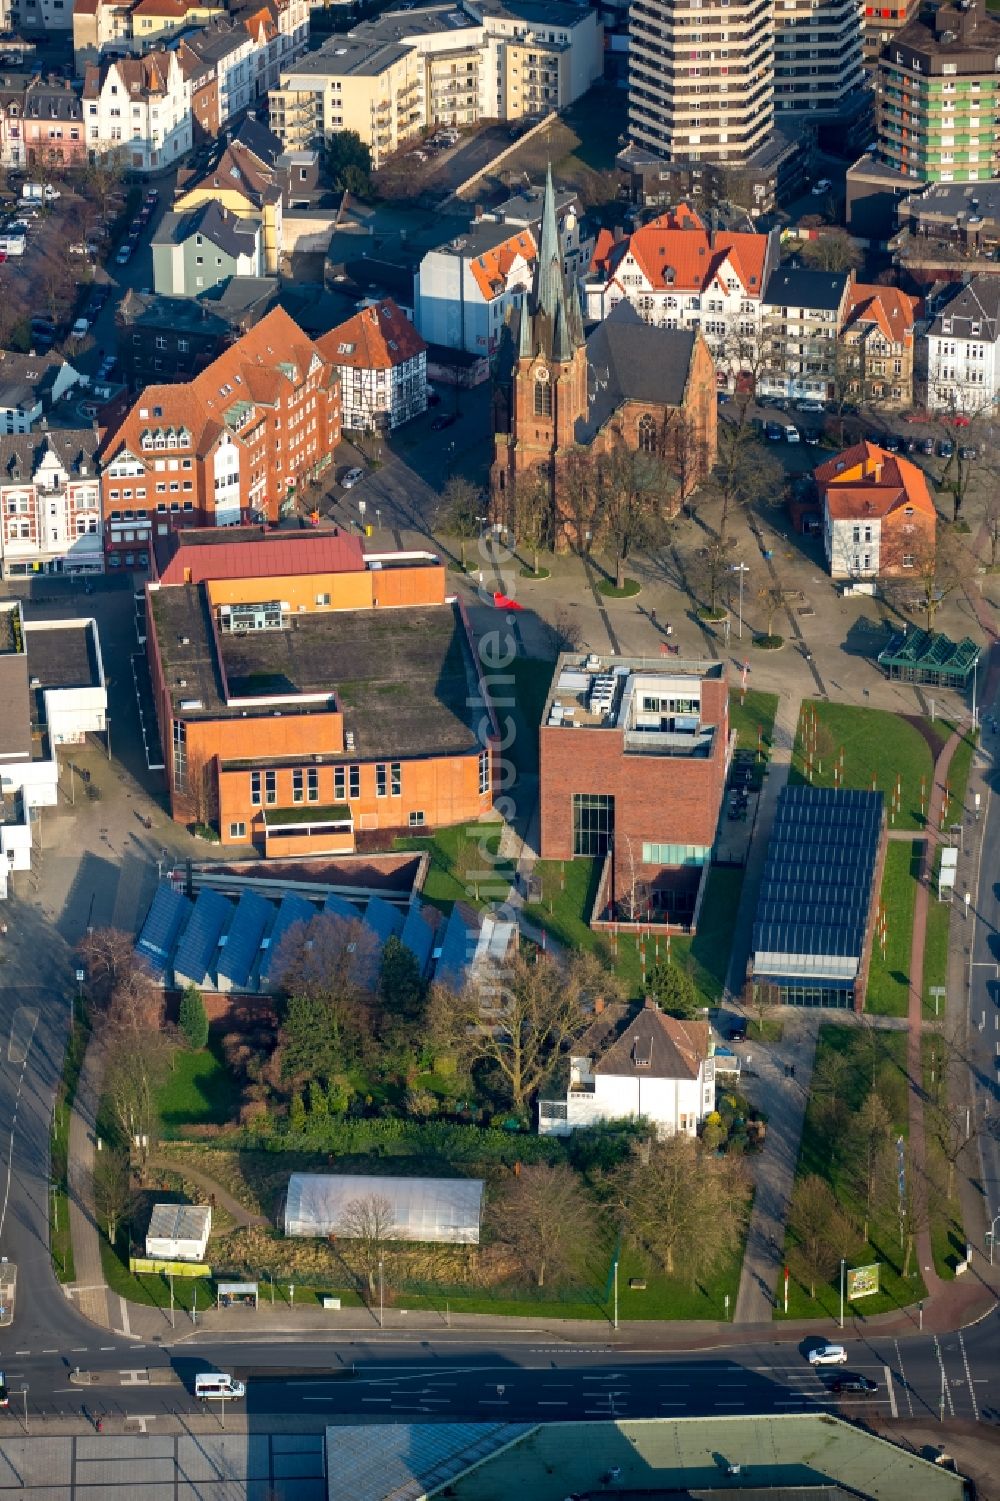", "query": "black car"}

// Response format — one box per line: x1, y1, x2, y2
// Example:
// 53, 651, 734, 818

803, 428, 821, 445
765, 421, 784, 441
831, 1374, 877, 1394
864, 430, 883, 447
431, 412, 457, 431
920, 436, 936, 455
959, 445, 978, 461
728, 1024, 748, 1043
938, 439, 954, 459
882, 432, 902, 453
902, 436, 918, 453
